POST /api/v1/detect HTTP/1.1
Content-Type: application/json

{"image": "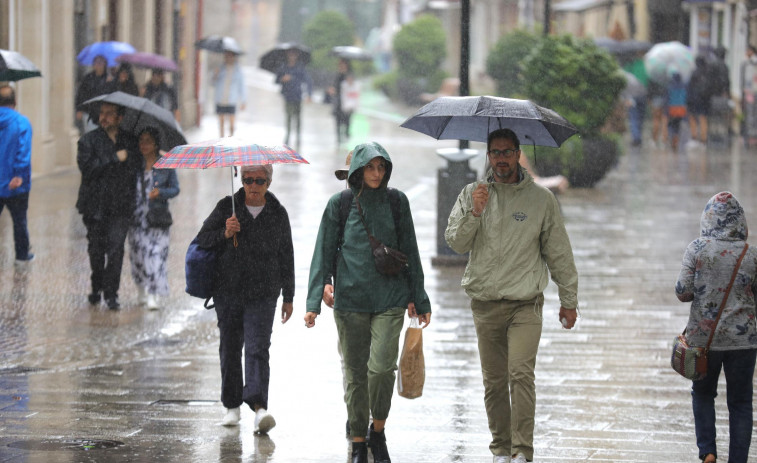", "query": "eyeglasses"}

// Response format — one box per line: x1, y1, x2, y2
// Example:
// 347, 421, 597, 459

488, 148, 519, 158
242, 177, 267, 185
